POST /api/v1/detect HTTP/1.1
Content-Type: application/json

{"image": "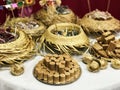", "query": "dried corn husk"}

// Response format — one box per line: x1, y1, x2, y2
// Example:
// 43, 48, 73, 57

39, 23, 89, 55
80, 9, 120, 34
0, 29, 35, 66
4, 17, 46, 39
